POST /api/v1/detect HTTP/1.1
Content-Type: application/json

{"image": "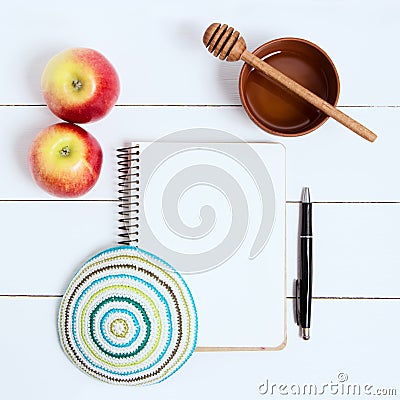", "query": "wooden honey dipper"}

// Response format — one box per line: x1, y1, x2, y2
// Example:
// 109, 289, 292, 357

203, 23, 377, 142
